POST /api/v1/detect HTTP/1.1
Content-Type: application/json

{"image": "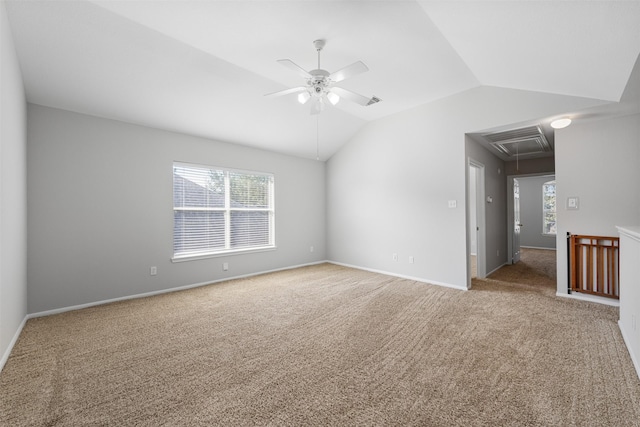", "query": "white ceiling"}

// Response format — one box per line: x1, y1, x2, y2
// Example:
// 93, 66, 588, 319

5, 1, 640, 160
